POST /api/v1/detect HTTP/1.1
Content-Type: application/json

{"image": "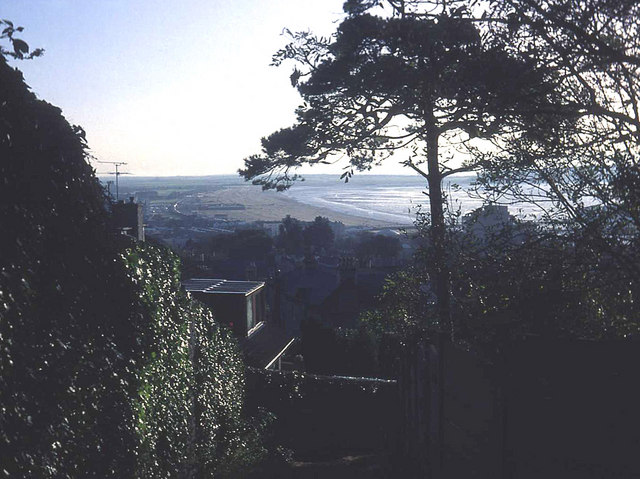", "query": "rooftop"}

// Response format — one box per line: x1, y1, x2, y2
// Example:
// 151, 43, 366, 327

240, 323, 295, 369
182, 278, 264, 296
